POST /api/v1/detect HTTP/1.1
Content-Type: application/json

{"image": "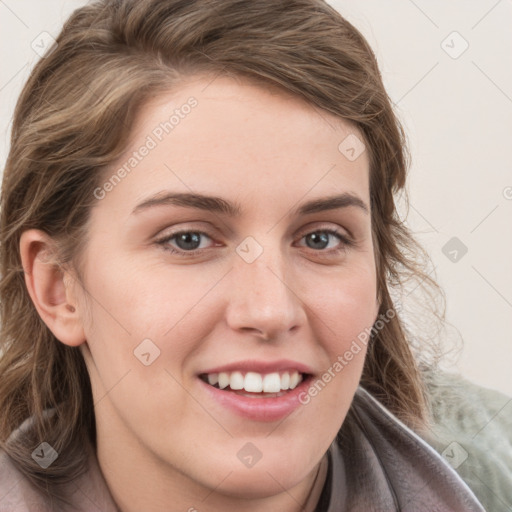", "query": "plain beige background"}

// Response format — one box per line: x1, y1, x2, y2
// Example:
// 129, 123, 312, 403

0, 0, 511, 396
